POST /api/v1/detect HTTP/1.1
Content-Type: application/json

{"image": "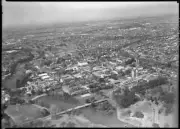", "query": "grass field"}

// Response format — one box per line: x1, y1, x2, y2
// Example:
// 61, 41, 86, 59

5, 104, 44, 124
